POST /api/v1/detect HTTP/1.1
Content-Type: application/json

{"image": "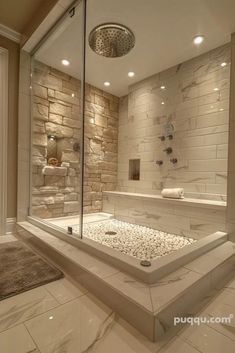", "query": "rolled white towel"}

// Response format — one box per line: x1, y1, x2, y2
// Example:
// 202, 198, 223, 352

161, 188, 184, 199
